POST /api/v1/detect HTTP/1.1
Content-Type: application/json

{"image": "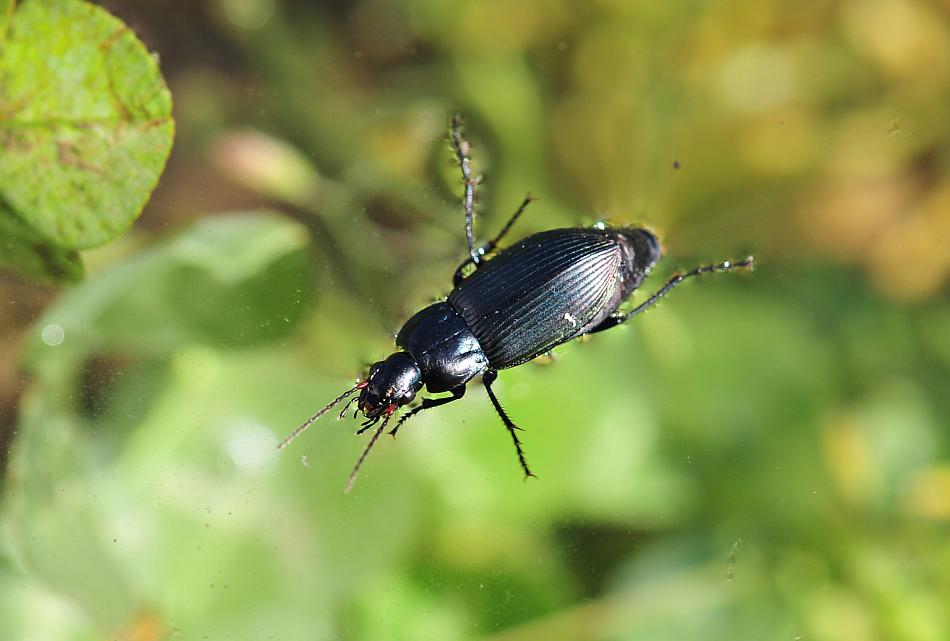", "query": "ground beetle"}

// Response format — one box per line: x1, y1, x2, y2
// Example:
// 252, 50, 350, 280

279, 116, 754, 491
